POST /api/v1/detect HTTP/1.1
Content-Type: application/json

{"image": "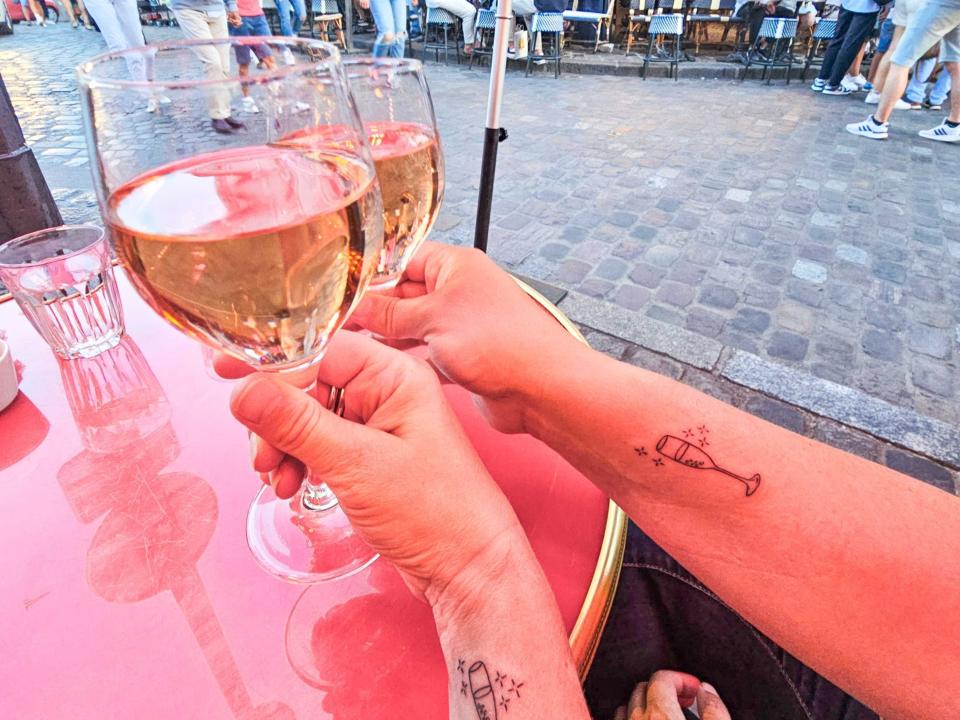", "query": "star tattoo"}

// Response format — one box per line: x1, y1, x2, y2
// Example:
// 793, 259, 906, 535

494, 671, 506, 688
457, 659, 465, 674
699, 437, 709, 447
683, 428, 694, 438
635, 447, 647, 456
499, 696, 511, 712
460, 680, 468, 696
653, 457, 664, 467
698, 424, 709, 434
509, 680, 525, 698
